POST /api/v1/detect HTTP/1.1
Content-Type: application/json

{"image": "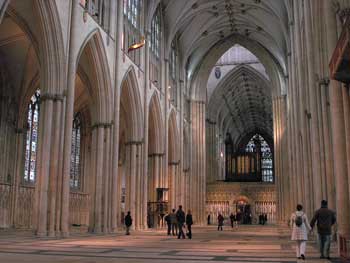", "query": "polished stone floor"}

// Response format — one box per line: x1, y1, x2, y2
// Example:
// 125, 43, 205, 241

0, 225, 342, 263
